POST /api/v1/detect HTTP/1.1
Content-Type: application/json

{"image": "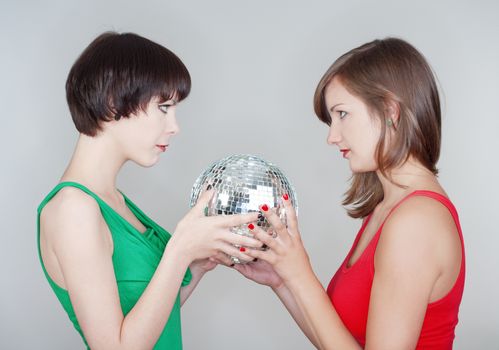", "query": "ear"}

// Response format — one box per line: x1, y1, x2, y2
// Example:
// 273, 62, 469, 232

384, 99, 400, 126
